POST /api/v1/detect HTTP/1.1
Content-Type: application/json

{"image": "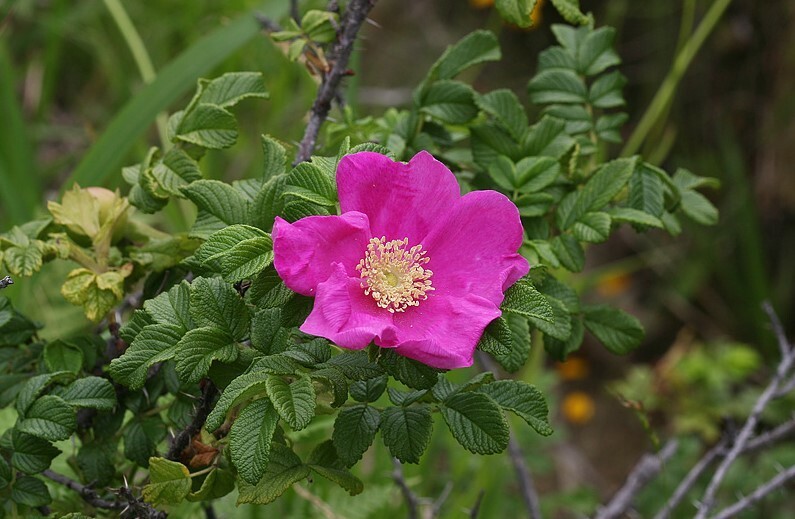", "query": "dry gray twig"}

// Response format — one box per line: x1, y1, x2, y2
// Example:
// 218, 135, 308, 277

294, 0, 377, 164
595, 440, 679, 519
710, 464, 795, 519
